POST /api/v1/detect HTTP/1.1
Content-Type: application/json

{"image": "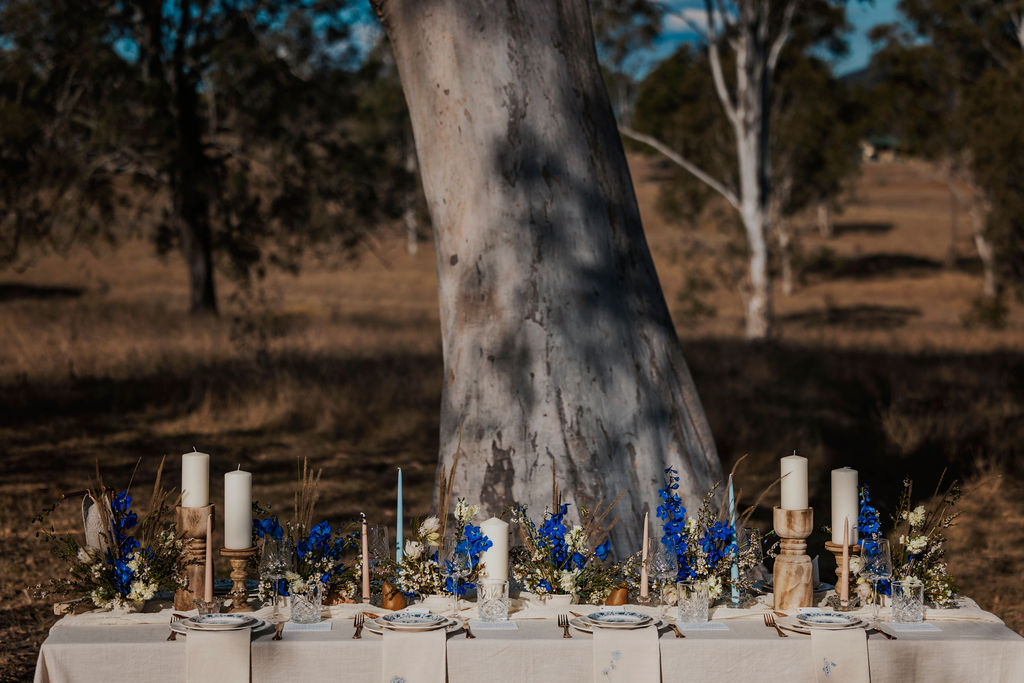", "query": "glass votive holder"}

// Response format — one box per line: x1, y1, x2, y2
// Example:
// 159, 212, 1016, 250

891, 580, 925, 623
676, 579, 710, 624
194, 598, 220, 615
477, 579, 510, 622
